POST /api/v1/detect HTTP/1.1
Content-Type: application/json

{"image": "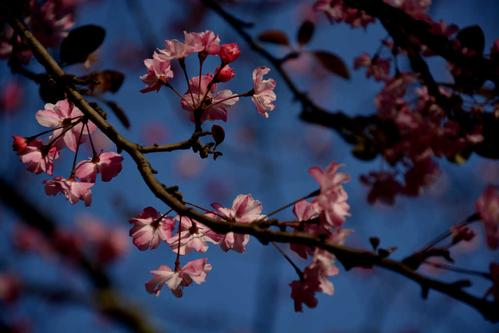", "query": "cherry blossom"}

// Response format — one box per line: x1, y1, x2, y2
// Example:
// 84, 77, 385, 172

360, 171, 404, 205
251, 66, 276, 118
476, 186, 499, 249
184, 30, 221, 55
309, 162, 350, 227
77, 216, 128, 264
290, 200, 322, 259
129, 207, 176, 251
290, 248, 339, 312
215, 65, 236, 82
13, 137, 59, 175
181, 74, 239, 123
158, 38, 191, 60
145, 258, 212, 297
313, 0, 375, 28
219, 43, 240, 63
0, 273, 22, 304
74, 151, 124, 182
168, 216, 221, 255
140, 52, 174, 93
35, 99, 96, 151
44, 177, 93, 206
212, 194, 266, 252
